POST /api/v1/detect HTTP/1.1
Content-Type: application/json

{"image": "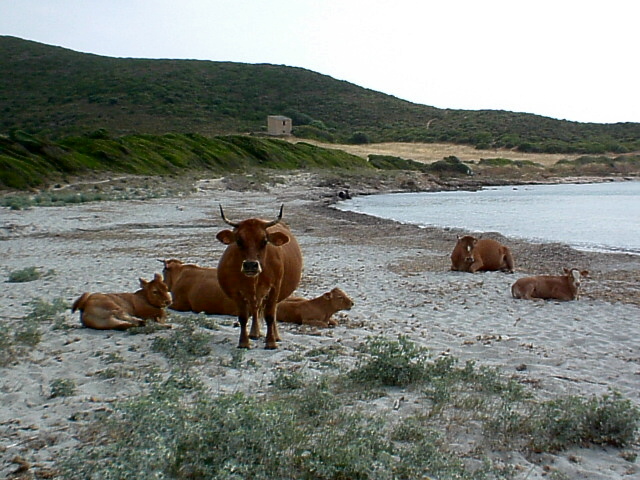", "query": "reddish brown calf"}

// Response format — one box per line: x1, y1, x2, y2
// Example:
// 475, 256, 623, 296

511, 268, 589, 301
277, 288, 354, 327
72, 273, 172, 330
